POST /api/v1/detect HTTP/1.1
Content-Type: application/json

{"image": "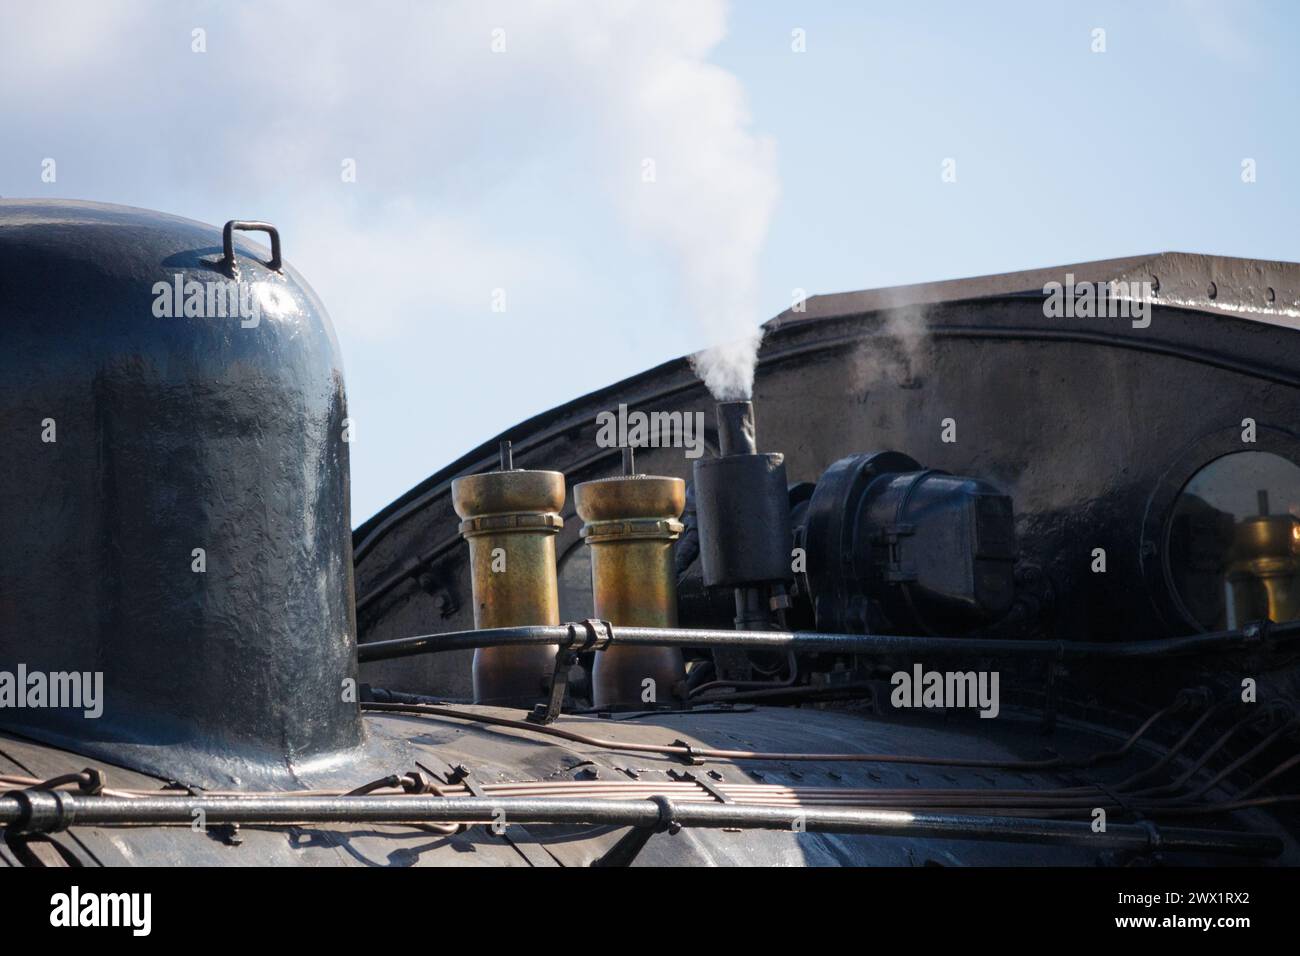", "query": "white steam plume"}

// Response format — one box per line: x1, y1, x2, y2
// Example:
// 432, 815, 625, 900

0, 0, 779, 513
688, 332, 766, 401
601, 4, 779, 400
849, 302, 931, 392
